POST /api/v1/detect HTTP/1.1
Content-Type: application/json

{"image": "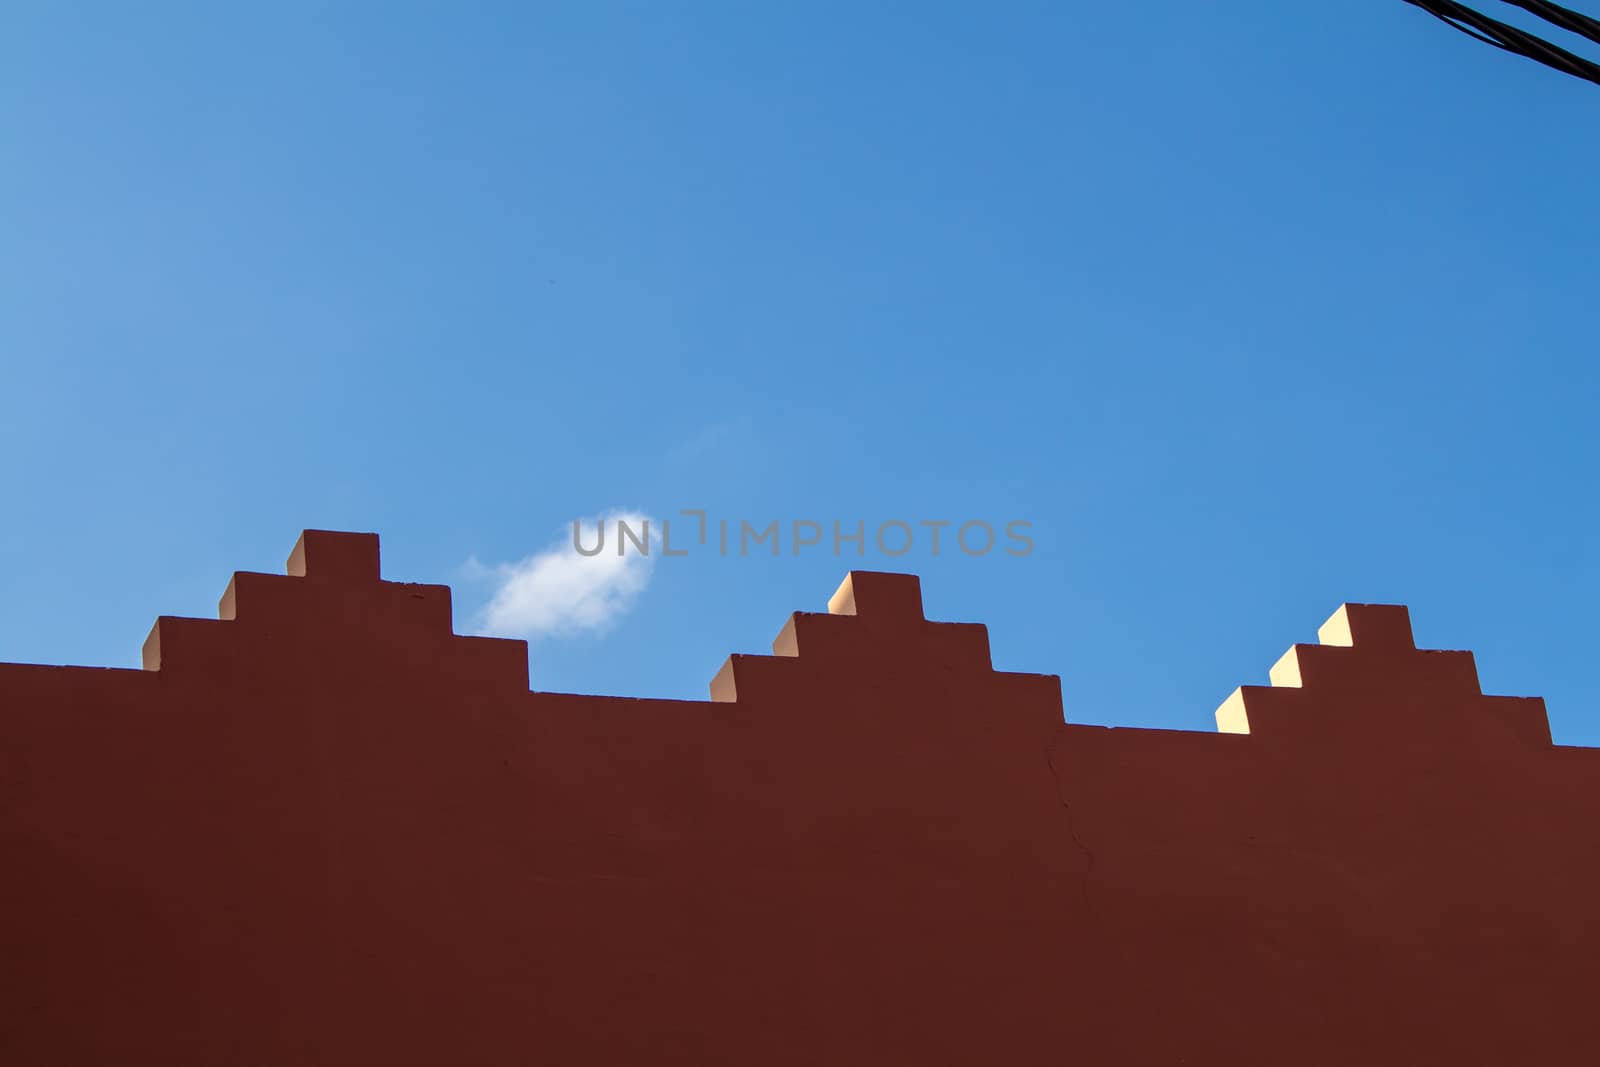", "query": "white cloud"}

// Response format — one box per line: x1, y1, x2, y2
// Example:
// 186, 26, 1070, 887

476, 511, 657, 639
